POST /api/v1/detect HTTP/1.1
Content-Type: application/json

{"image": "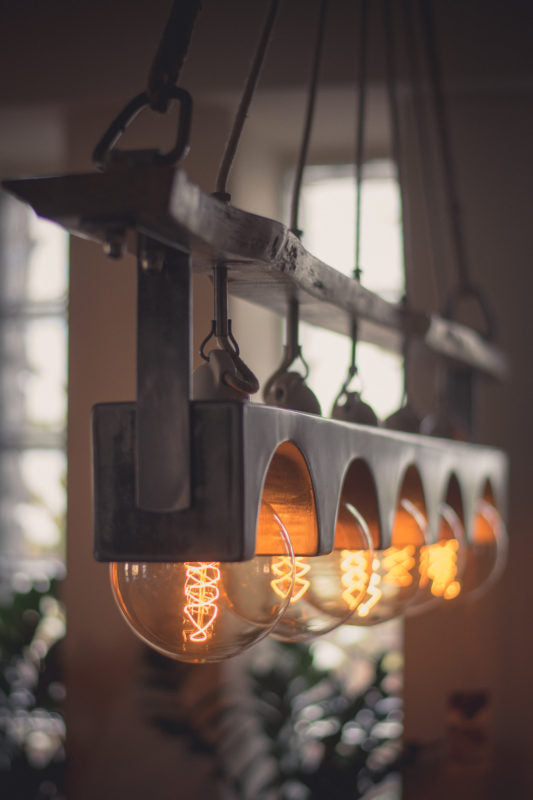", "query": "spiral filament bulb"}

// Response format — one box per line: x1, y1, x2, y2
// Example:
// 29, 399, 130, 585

340, 550, 371, 610
382, 545, 416, 587
271, 556, 310, 604
183, 562, 221, 642
270, 555, 294, 601
420, 539, 461, 599
356, 561, 382, 618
